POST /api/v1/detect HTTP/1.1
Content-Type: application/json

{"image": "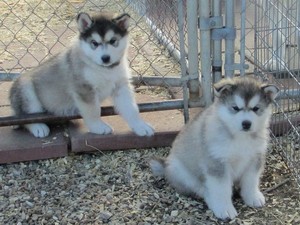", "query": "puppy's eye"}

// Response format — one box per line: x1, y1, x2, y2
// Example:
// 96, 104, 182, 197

232, 106, 240, 112
109, 38, 118, 46
91, 40, 99, 49
109, 38, 116, 45
252, 106, 260, 112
